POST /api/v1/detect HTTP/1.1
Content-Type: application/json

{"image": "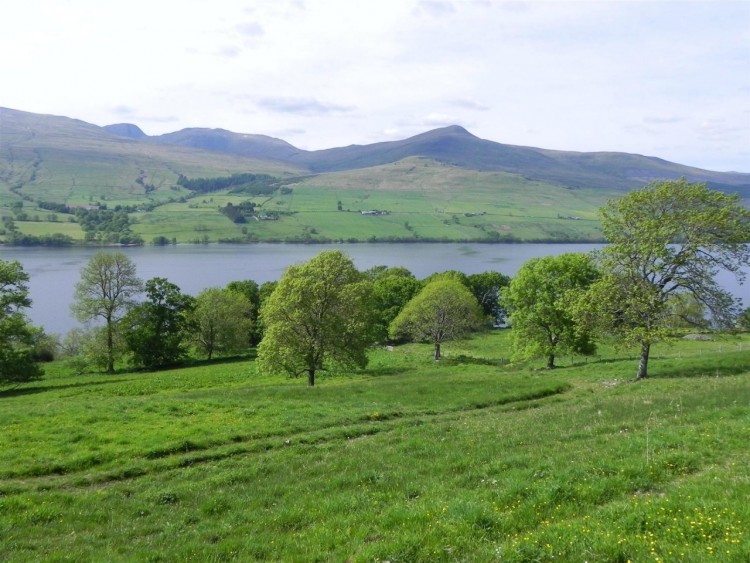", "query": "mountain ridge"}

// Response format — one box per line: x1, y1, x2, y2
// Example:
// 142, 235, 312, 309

1, 107, 749, 245
97, 113, 749, 193
2, 106, 749, 196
